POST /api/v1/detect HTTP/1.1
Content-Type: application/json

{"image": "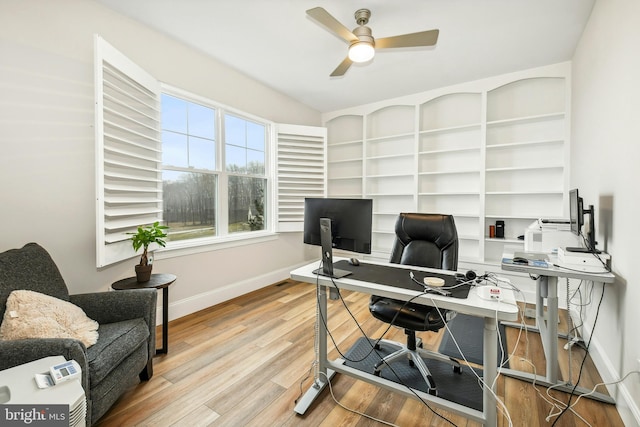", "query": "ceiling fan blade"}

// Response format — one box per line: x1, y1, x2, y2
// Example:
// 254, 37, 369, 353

307, 7, 358, 44
375, 29, 439, 49
330, 57, 353, 77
